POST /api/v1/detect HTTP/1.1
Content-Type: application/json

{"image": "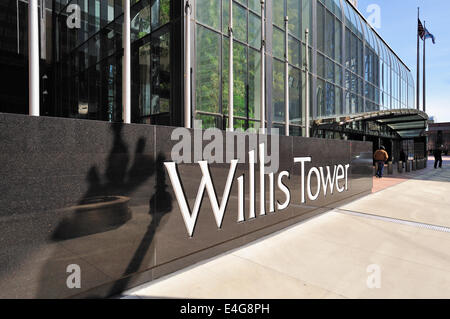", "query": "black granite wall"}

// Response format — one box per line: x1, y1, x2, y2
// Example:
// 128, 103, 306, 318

0, 113, 373, 298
